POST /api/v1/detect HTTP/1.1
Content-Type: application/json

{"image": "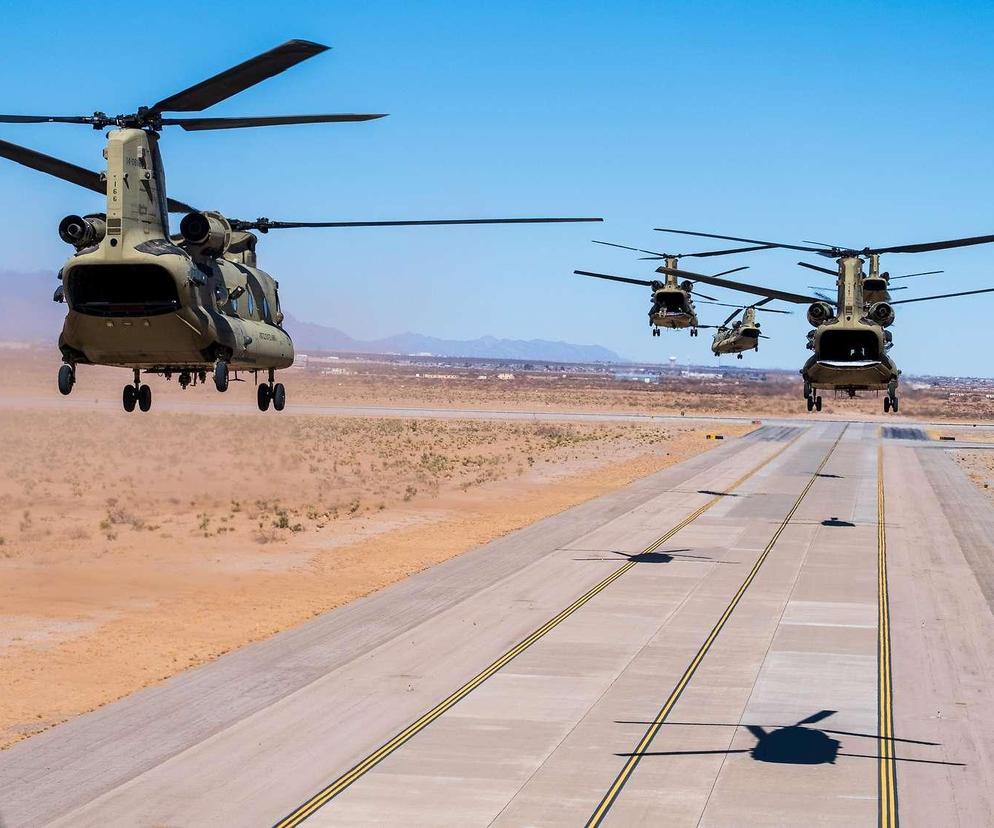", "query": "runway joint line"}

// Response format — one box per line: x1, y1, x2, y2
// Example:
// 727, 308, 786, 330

271, 432, 805, 827
585, 424, 848, 827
